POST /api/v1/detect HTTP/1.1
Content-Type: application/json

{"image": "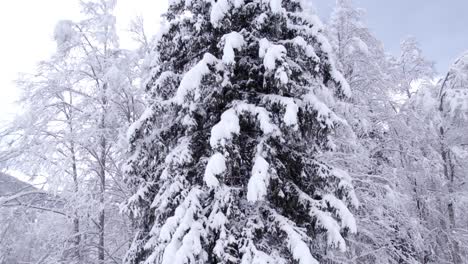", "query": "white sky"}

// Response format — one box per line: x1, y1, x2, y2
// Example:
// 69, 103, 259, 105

0, 0, 168, 125
314, 0, 468, 72
0, 0, 168, 183
1, 0, 466, 127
